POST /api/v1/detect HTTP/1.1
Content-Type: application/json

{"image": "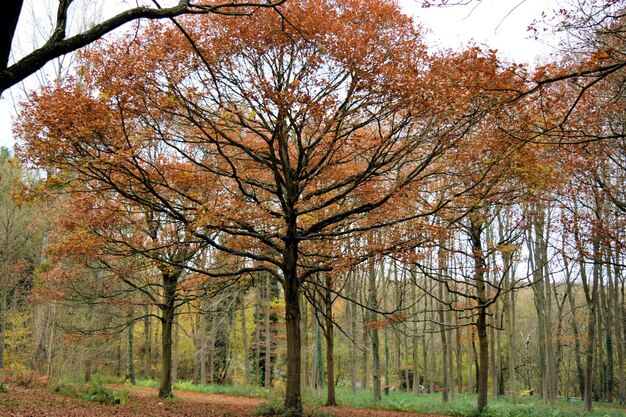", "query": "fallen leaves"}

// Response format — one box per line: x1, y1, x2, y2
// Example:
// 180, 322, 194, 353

0, 383, 449, 417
